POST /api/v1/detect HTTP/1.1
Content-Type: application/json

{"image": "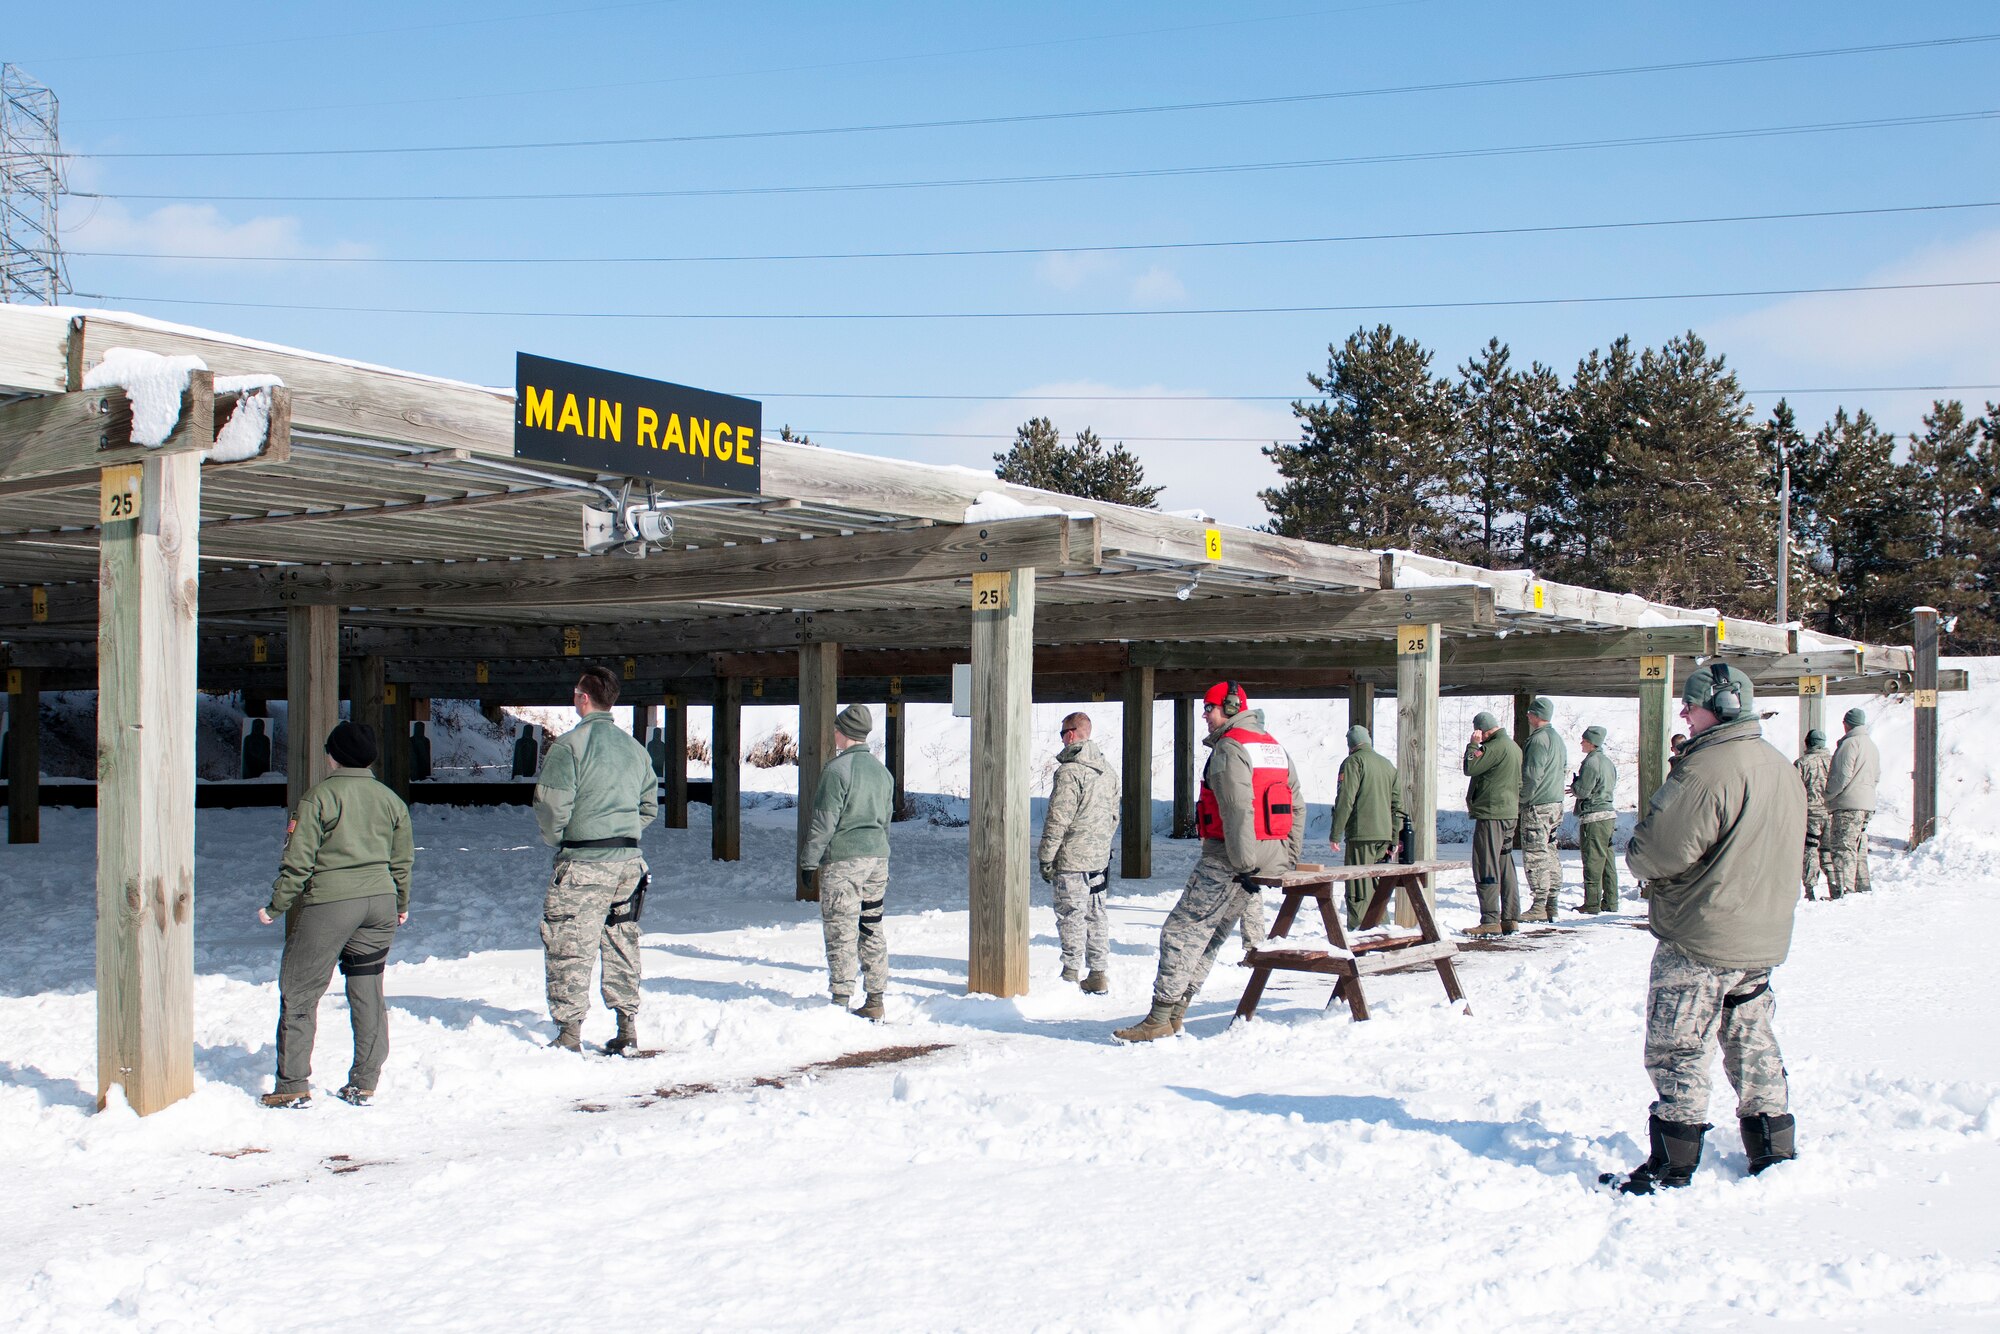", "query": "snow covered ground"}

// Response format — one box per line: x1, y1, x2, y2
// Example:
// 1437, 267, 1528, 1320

4, 667, 1998, 1332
